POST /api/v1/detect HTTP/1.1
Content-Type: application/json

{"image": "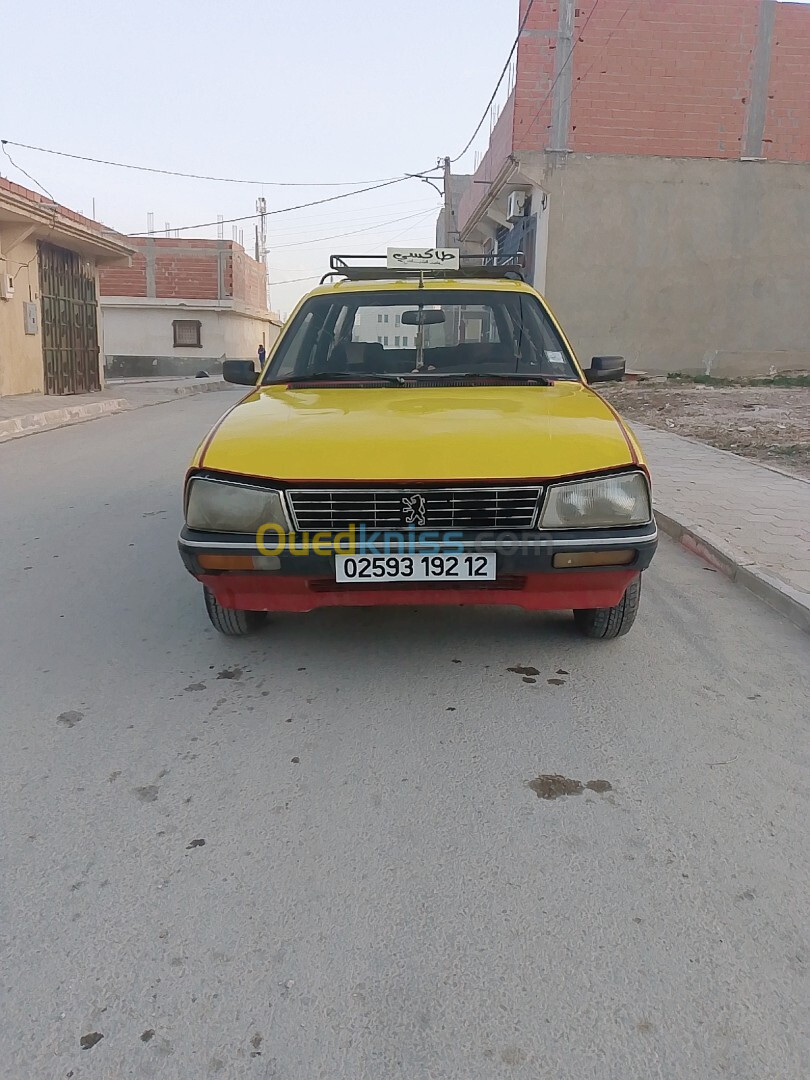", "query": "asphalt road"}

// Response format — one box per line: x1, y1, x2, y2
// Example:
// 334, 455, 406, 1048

2, 393, 808, 1080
